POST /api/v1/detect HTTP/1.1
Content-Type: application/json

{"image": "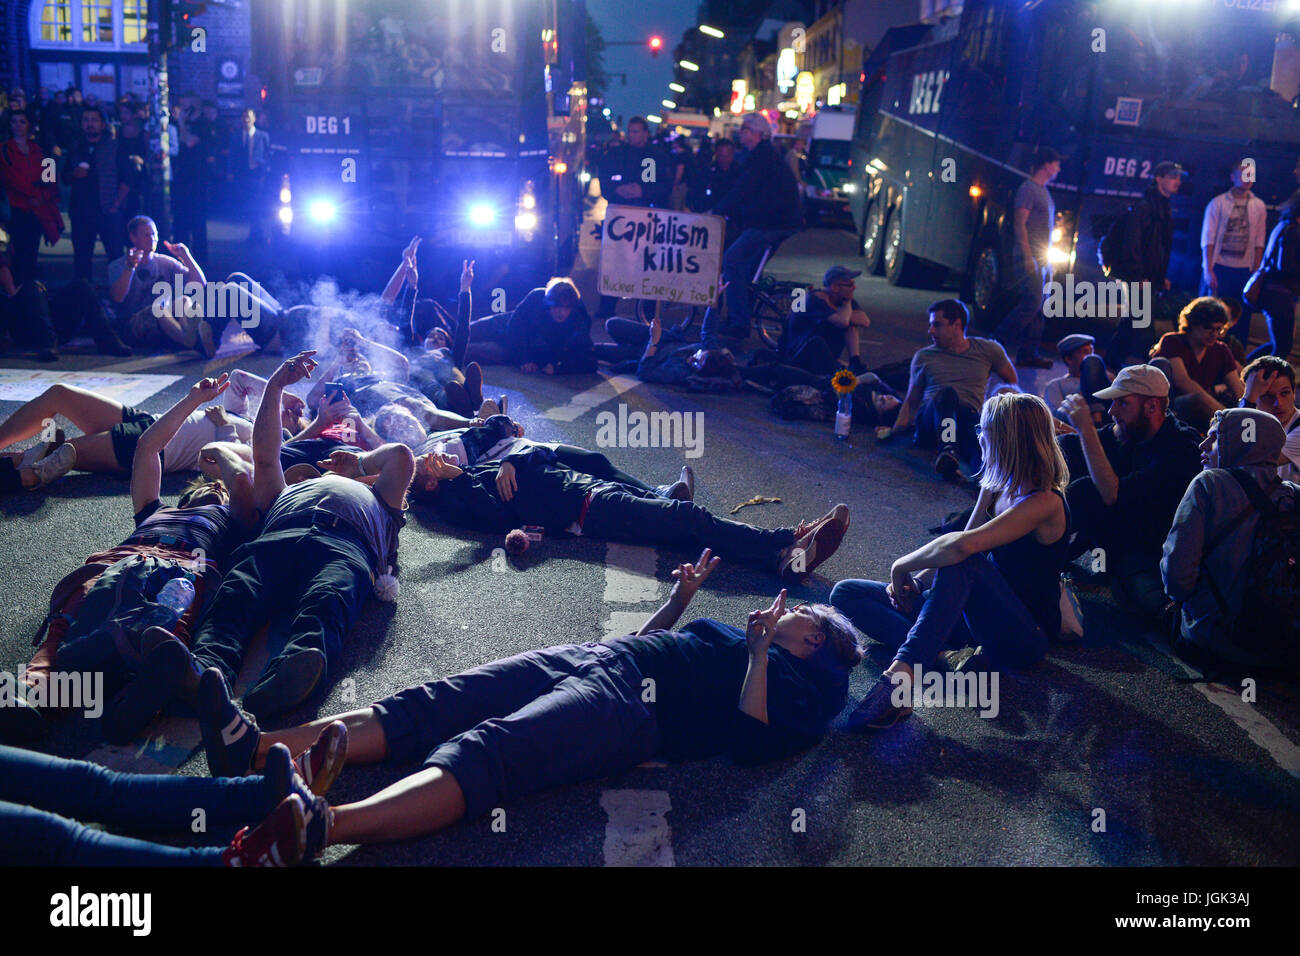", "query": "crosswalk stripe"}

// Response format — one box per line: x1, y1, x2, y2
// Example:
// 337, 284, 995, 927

542, 375, 642, 422
600, 789, 674, 866
1194, 682, 1300, 779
